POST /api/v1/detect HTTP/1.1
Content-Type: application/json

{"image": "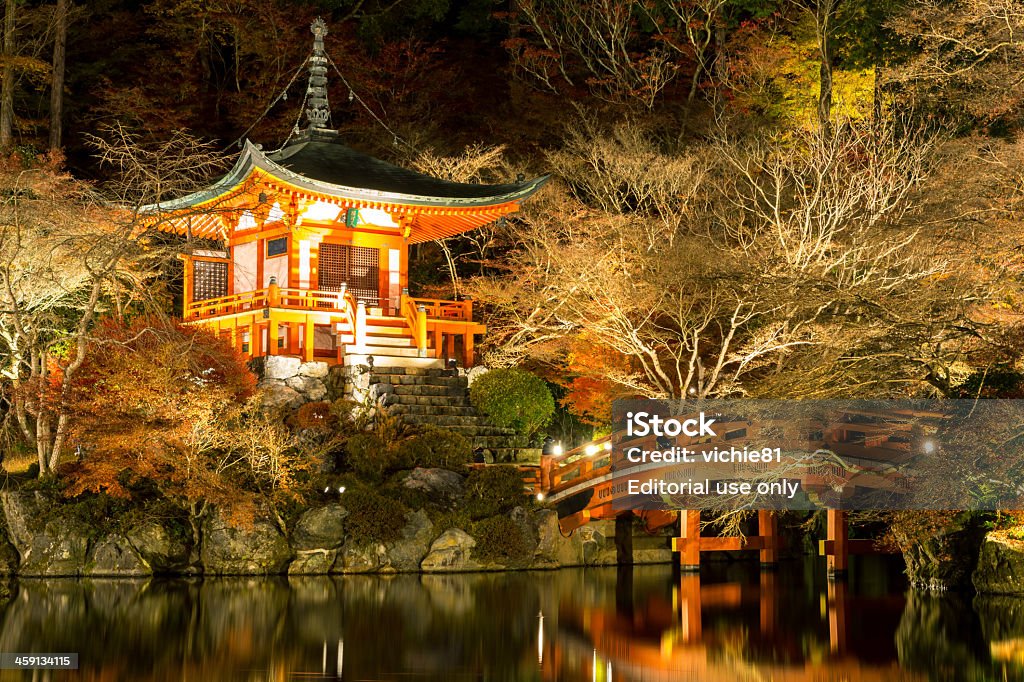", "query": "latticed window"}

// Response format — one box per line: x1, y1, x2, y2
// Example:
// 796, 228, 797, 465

193, 260, 228, 301
318, 244, 379, 304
